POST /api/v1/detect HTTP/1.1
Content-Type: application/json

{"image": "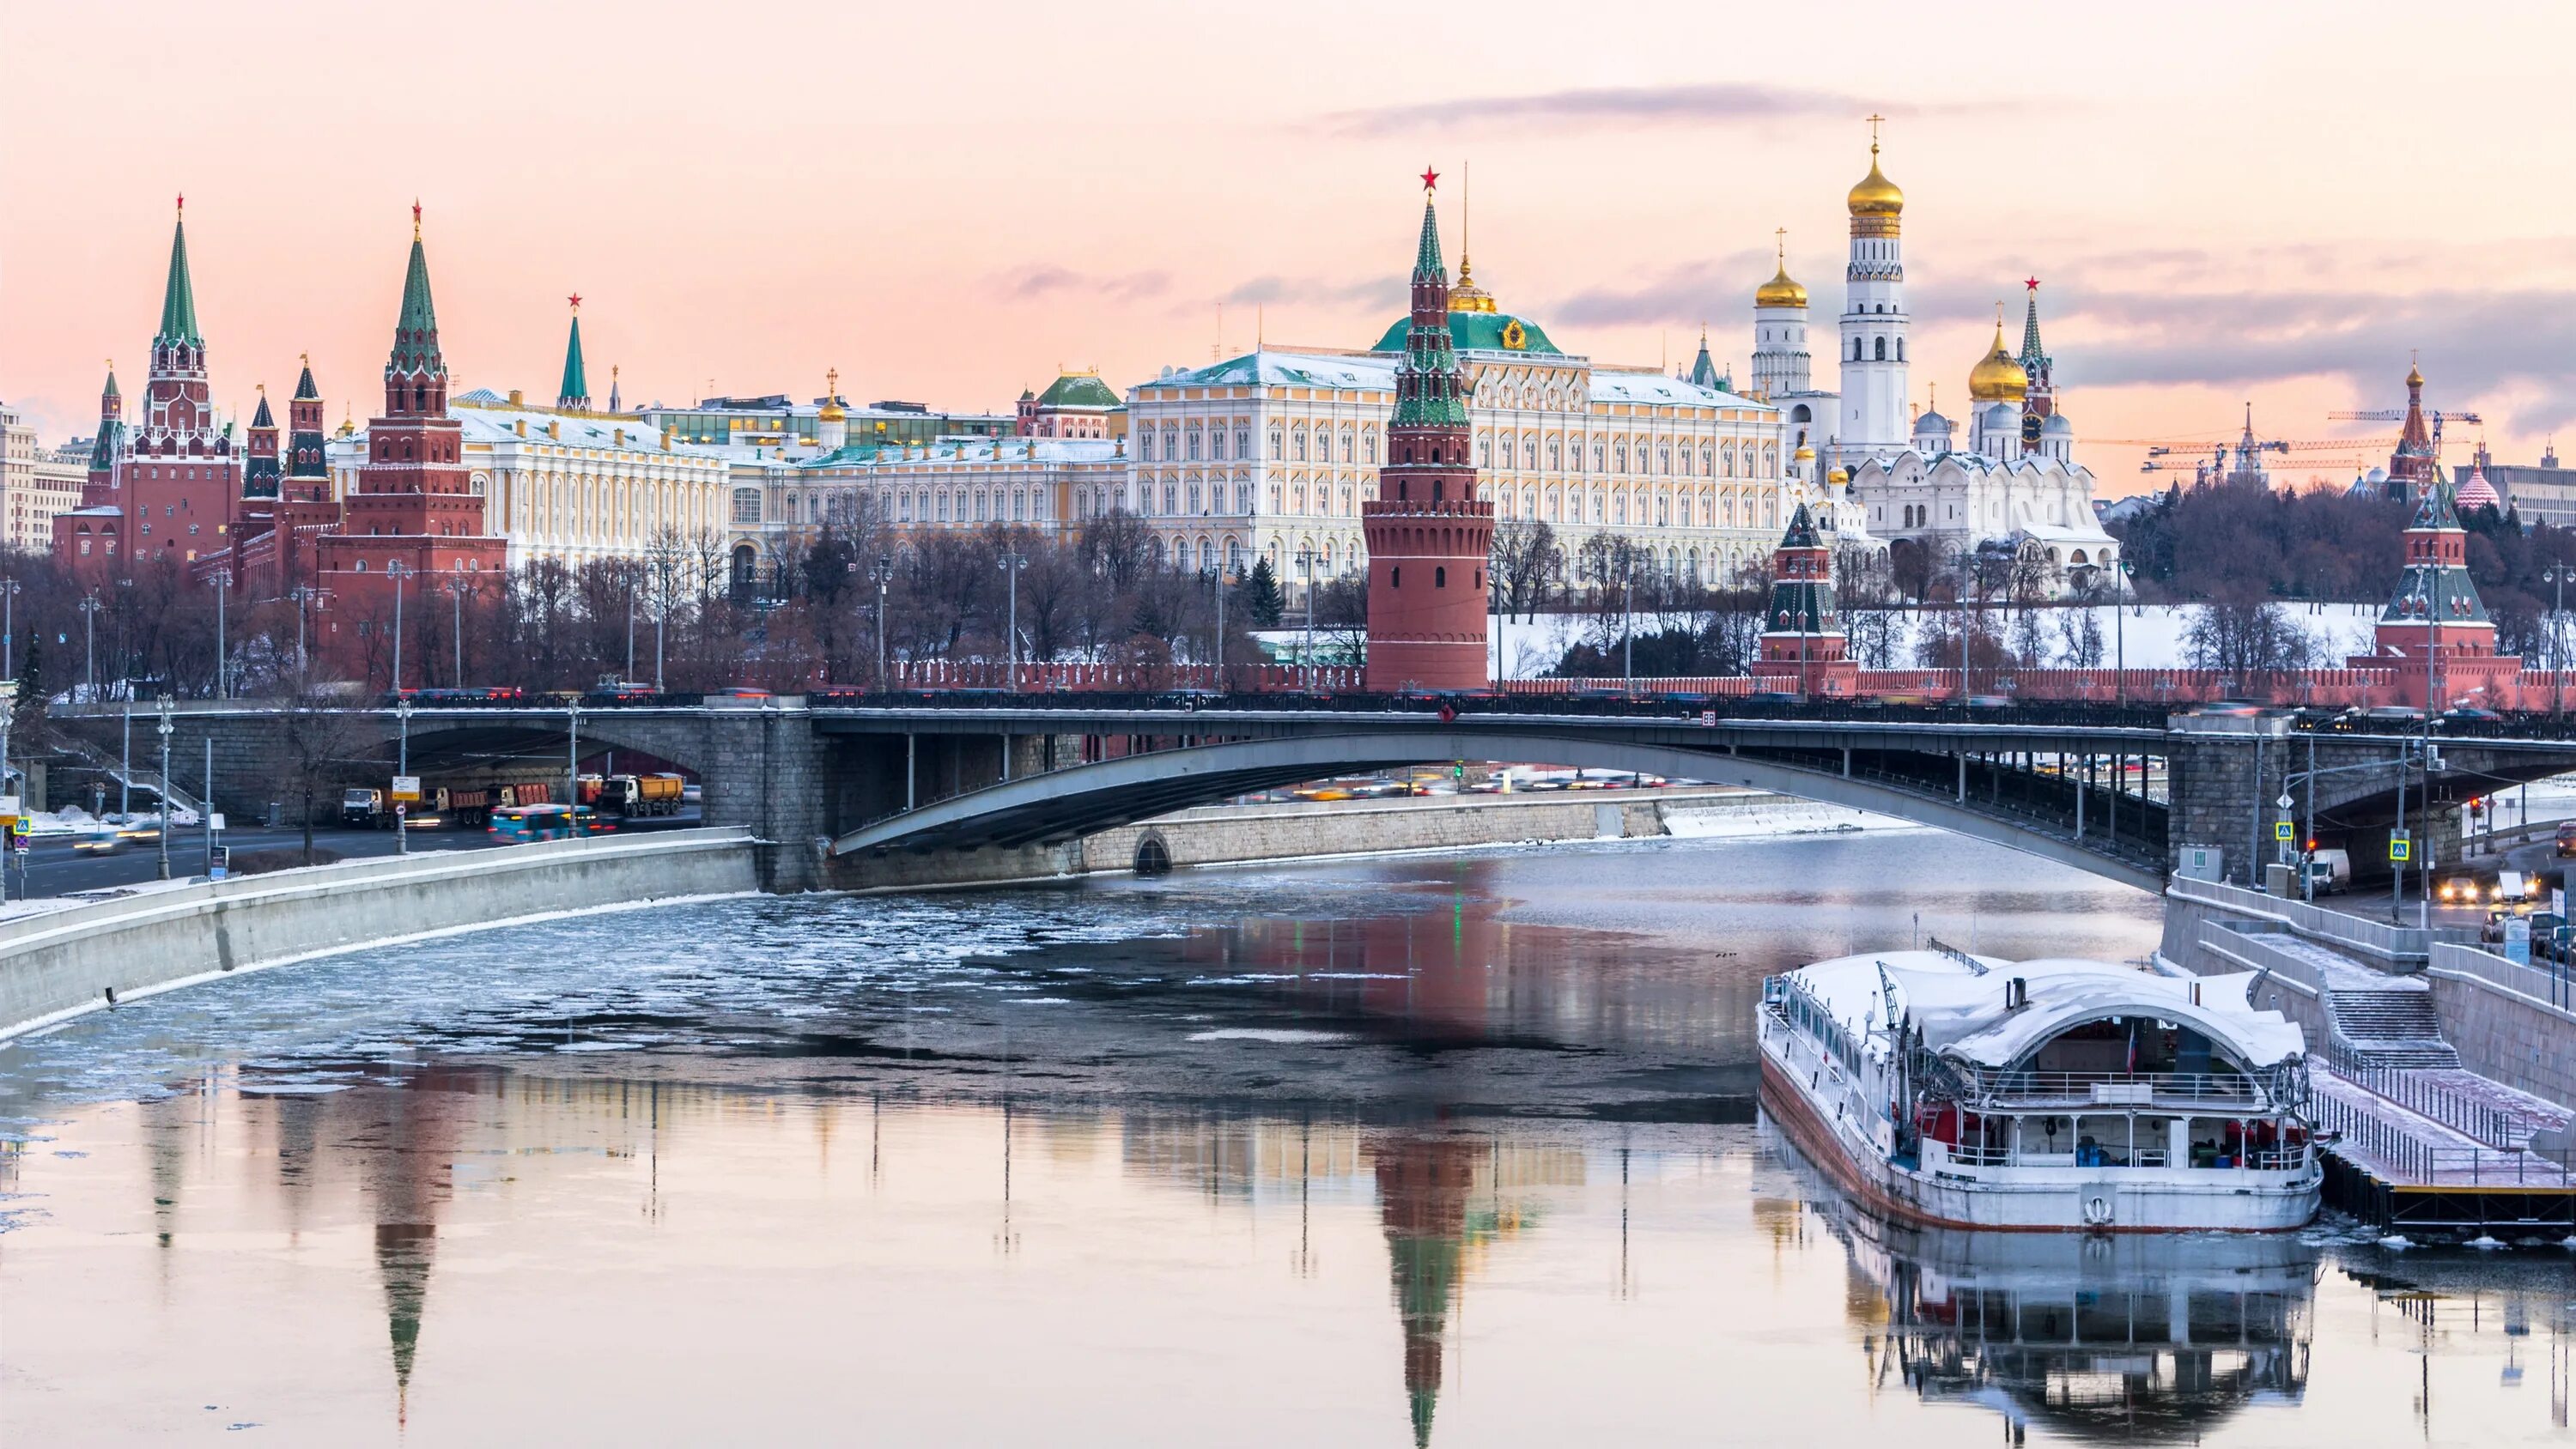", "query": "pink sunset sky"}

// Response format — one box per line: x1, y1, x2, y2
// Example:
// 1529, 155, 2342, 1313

6, 0, 2573, 496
